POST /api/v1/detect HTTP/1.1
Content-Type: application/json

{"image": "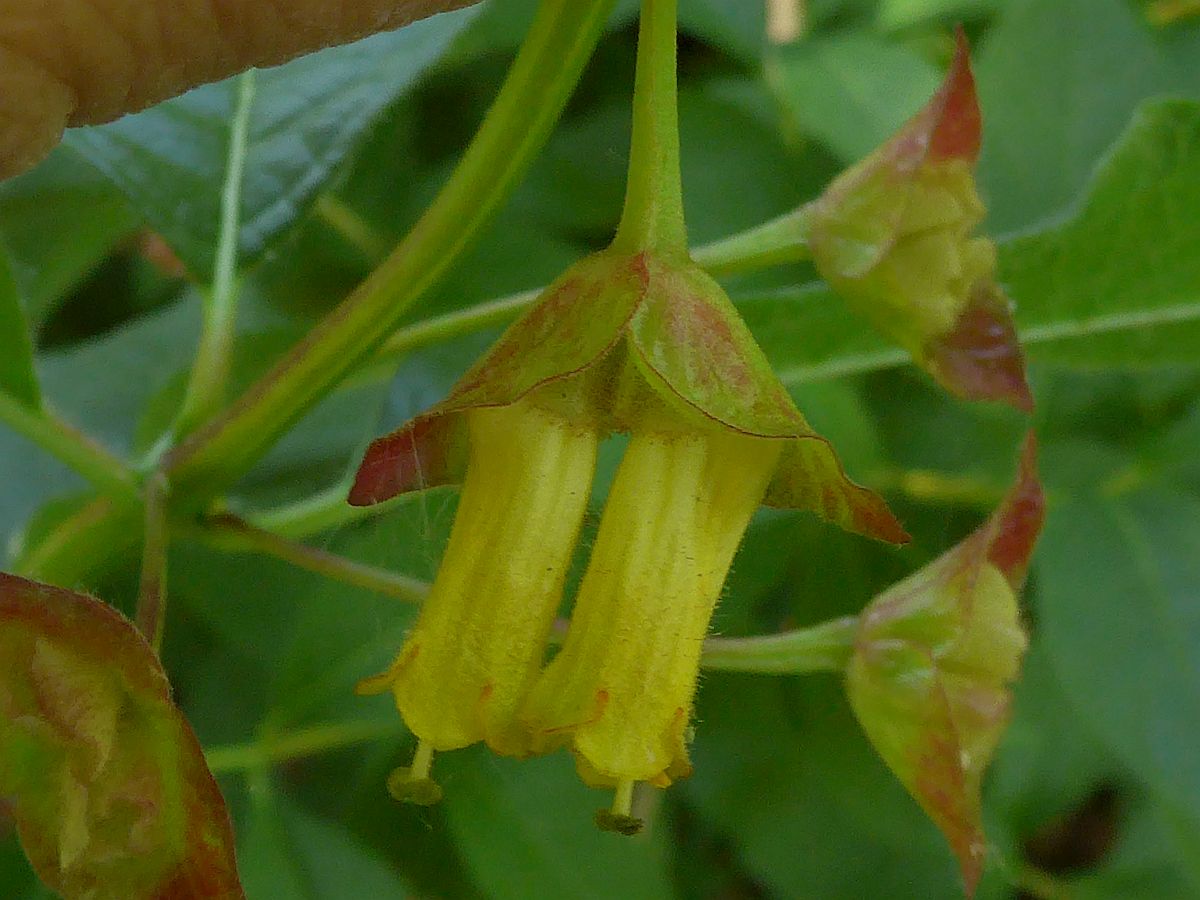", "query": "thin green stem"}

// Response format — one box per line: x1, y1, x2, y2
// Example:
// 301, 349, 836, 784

691, 206, 812, 277
195, 513, 430, 603
373, 289, 540, 364
134, 473, 170, 653
162, 0, 616, 505
364, 208, 813, 374
0, 393, 140, 502
14, 496, 141, 586
175, 70, 257, 437
700, 616, 858, 674
612, 0, 686, 256
315, 194, 390, 262
205, 719, 402, 775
